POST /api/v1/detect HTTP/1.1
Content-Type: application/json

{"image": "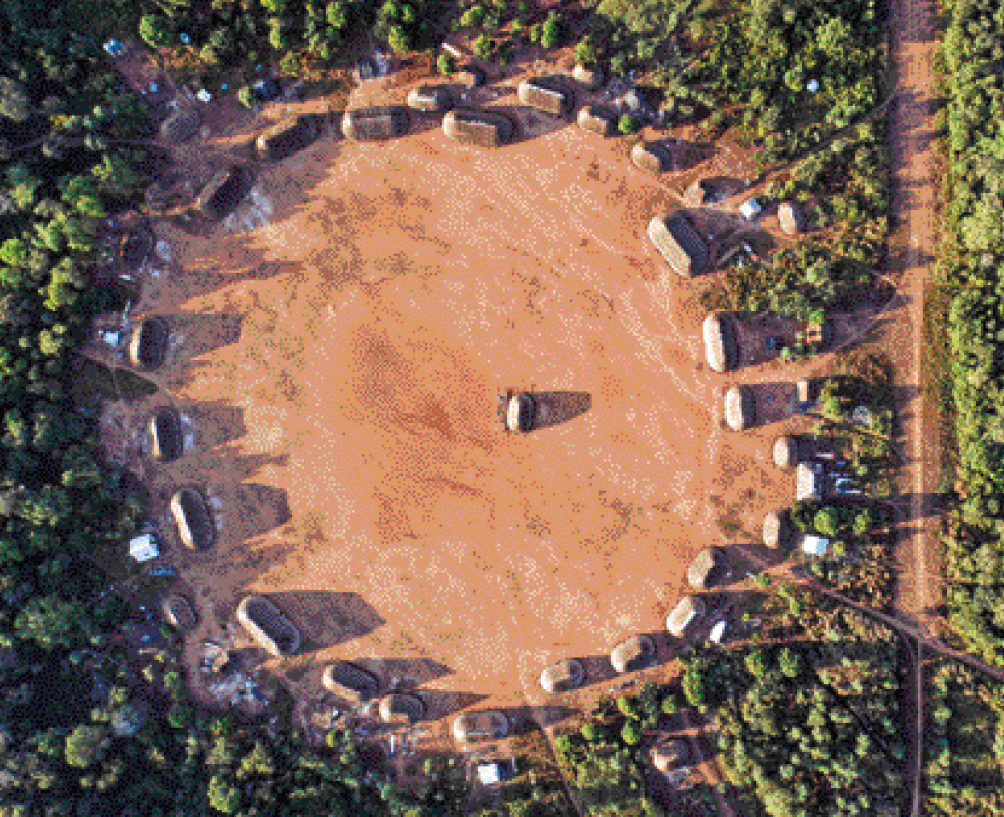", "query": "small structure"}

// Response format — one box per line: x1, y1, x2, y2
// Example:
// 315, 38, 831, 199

773, 435, 800, 469
197, 166, 248, 221
762, 510, 789, 549
517, 76, 574, 117
477, 760, 514, 785
103, 39, 126, 57
452, 709, 510, 743
253, 77, 282, 102
795, 463, 824, 501
379, 692, 426, 725
724, 385, 754, 431
702, 312, 738, 373
577, 105, 617, 137
539, 658, 585, 693
237, 595, 301, 657
503, 392, 536, 433
778, 202, 806, 235
684, 178, 714, 206
128, 533, 159, 563
652, 738, 690, 773
619, 87, 656, 120
196, 89, 212, 104
709, 620, 728, 645
148, 407, 184, 462
687, 547, 722, 590
128, 317, 170, 370
323, 661, 380, 704
442, 108, 515, 148
170, 489, 216, 551
159, 108, 201, 144
162, 594, 198, 632
458, 64, 486, 88
407, 85, 454, 113
796, 378, 815, 408
609, 634, 656, 674
572, 64, 606, 91
256, 115, 318, 162
739, 197, 763, 221
631, 141, 672, 174
666, 595, 705, 637
648, 213, 710, 277
802, 535, 830, 558
341, 107, 410, 141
